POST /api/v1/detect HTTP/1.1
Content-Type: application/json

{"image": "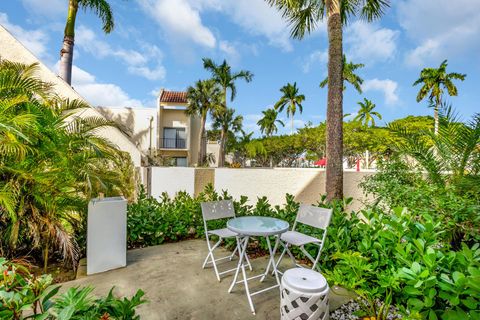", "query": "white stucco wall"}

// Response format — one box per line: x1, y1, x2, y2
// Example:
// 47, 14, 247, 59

0, 25, 142, 167
148, 167, 374, 211
96, 107, 157, 153
150, 167, 195, 198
